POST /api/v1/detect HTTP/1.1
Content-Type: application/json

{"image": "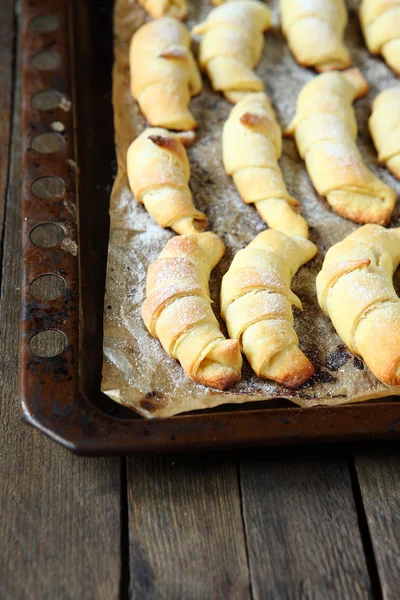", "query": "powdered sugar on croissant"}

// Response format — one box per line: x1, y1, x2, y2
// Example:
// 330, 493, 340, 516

221, 230, 317, 388
360, 0, 400, 75
317, 224, 400, 386
142, 233, 242, 389
223, 92, 309, 238
369, 87, 400, 181
127, 128, 206, 234
281, 0, 351, 72
130, 18, 202, 131
286, 69, 396, 225
192, 0, 271, 104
